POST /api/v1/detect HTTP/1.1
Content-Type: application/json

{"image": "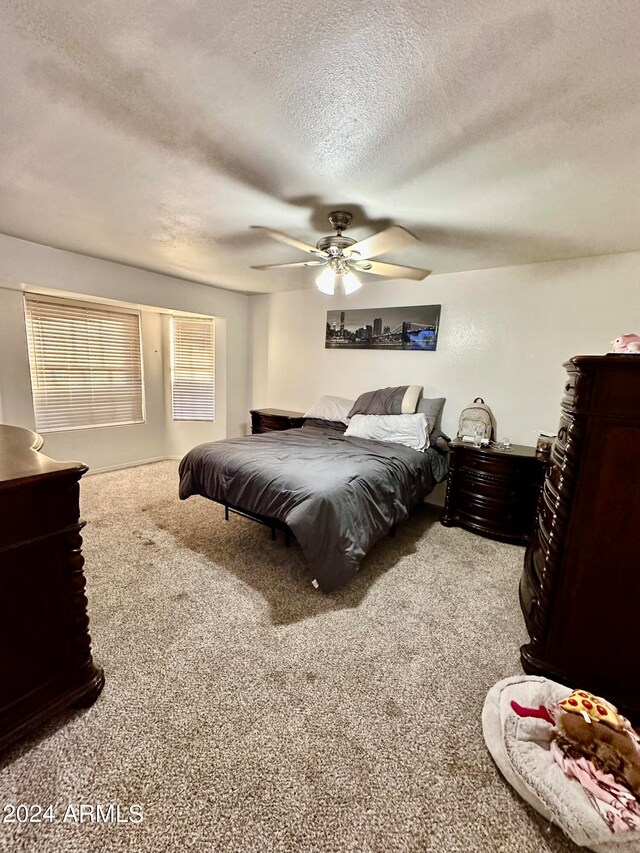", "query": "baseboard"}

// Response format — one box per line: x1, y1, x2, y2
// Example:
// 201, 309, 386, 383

84, 456, 175, 476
